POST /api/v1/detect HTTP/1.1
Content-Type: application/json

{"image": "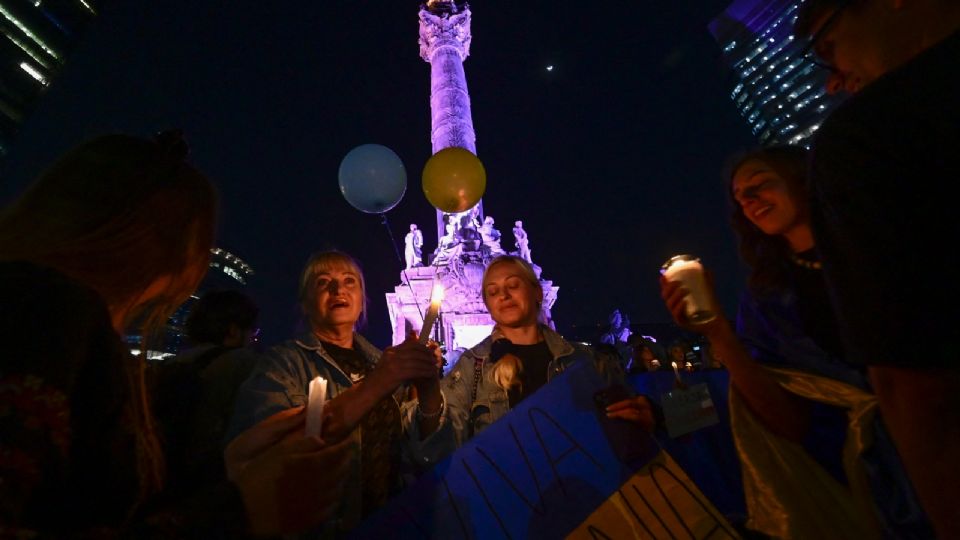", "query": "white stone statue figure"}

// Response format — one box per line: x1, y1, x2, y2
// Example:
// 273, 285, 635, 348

432, 220, 461, 265
479, 215, 504, 255
599, 309, 623, 345
513, 220, 531, 263
445, 207, 479, 238
617, 315, 633, 343
468, 206, 481, 231
404, 223, 424, 269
